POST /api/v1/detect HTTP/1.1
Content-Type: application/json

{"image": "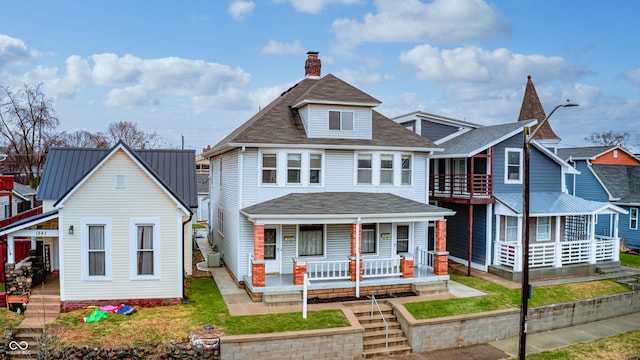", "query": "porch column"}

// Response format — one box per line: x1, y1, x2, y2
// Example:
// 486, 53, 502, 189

433, 220, 449, 275
31, 236, 37, 250
589, 214, 597, 264
349, 223, 362, 282
613, 214, 620, 262
553, 216, 562, 268
7, 234, 15, 263
252, 224, 265, 287
514, 215, 523, 272
493, 215, 501, 266
293, 258, 307, 286
400, 254, 414, 278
